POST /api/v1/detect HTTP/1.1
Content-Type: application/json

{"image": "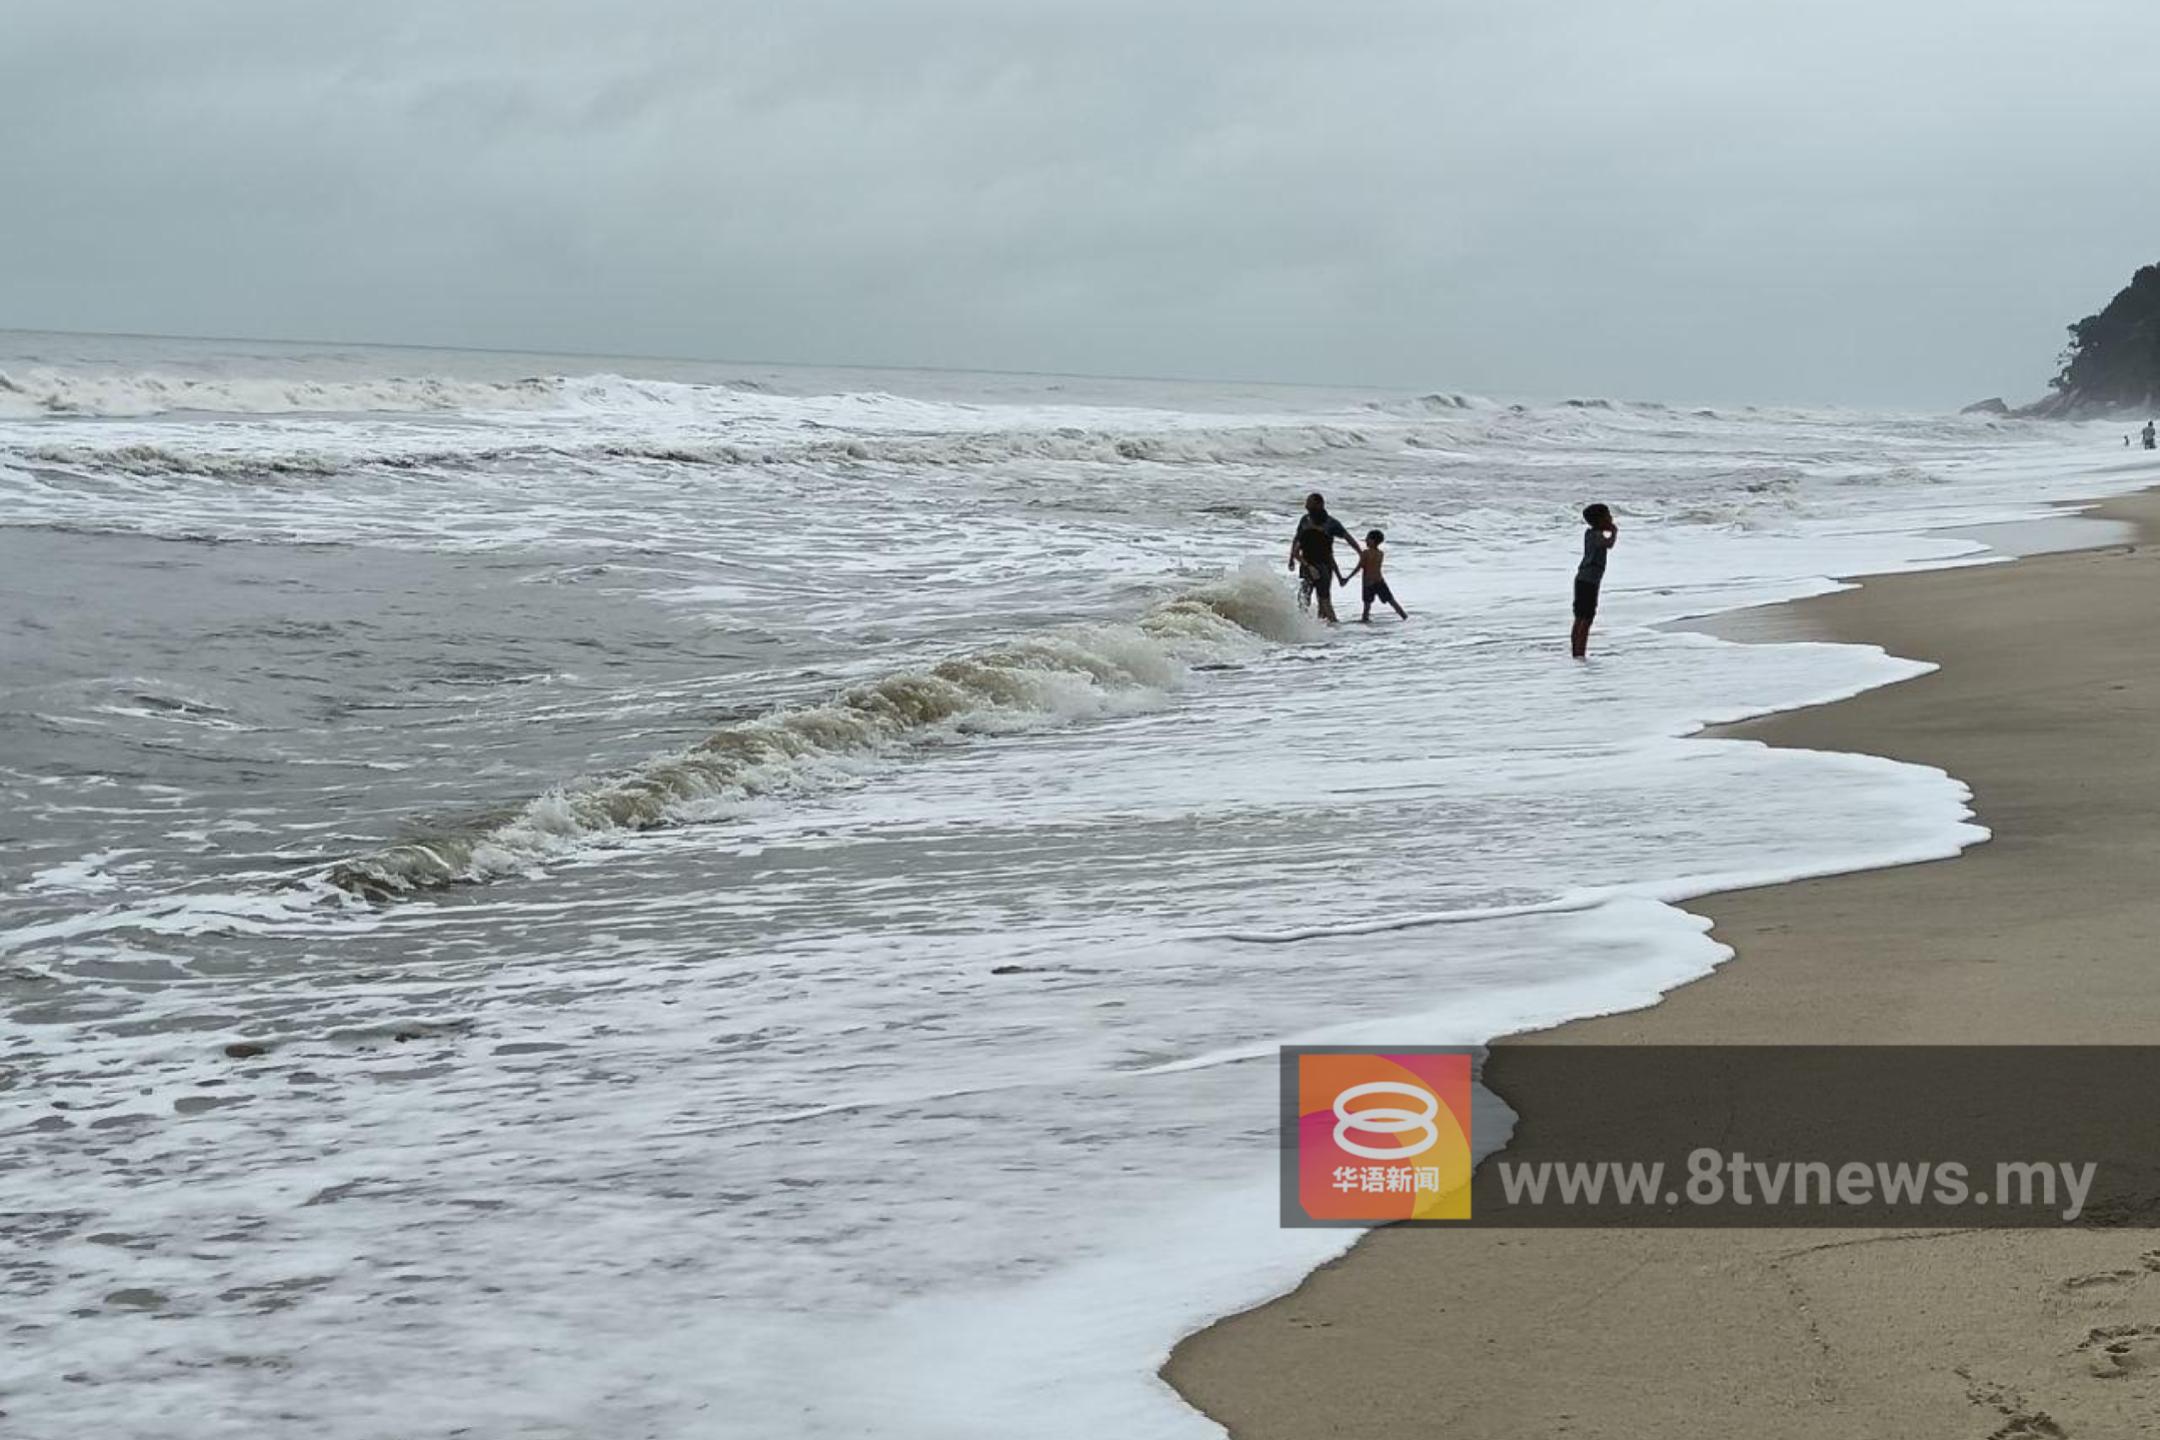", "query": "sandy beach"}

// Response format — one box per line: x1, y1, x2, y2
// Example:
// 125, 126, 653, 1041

1169, 488, 2160, 1439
